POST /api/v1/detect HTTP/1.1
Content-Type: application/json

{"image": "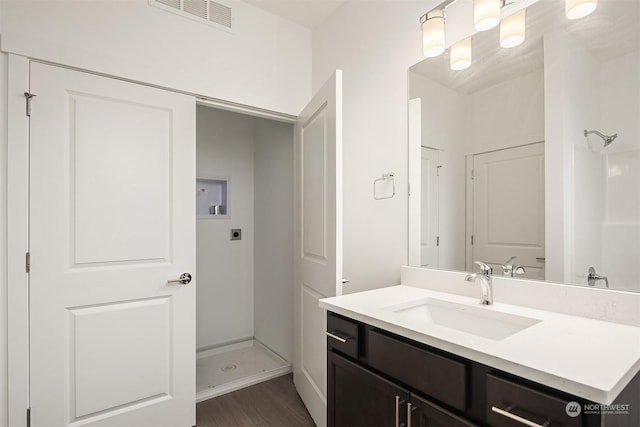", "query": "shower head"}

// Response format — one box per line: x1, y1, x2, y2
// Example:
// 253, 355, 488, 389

584, 129, 618, 147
